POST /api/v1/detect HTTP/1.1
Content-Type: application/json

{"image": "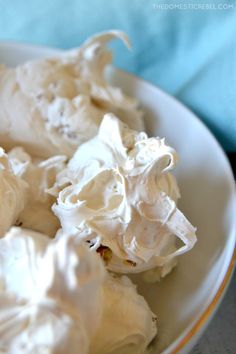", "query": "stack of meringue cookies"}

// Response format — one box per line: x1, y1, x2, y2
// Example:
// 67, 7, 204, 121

0, 31, 197, 354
